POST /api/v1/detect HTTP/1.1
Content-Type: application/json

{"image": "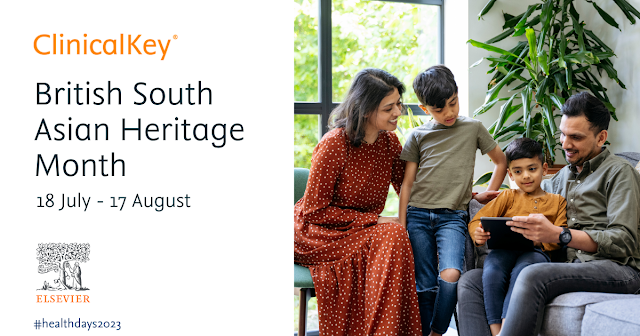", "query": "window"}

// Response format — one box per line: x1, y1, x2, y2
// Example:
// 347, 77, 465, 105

294, 0, 443, 169
294, 1, 443, 332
